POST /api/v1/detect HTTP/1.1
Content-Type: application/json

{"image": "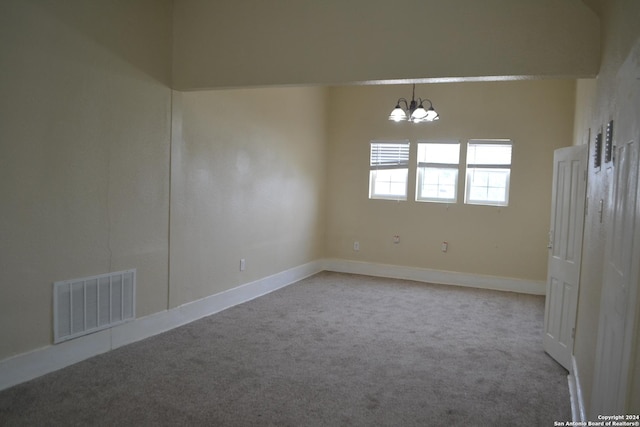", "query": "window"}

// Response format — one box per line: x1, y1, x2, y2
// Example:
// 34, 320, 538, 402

465, 140, 512, 206
416, 141, 460, 203
369, 141, 410, 200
